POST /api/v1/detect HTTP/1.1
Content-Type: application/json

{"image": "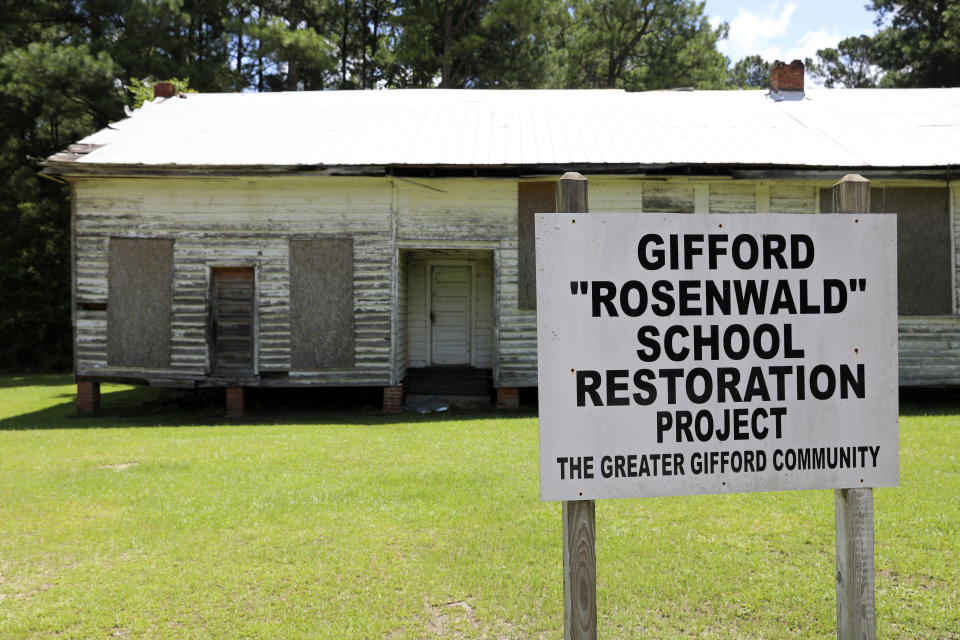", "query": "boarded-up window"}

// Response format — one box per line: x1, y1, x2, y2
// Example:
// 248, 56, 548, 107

518, 182, 556, 310
888, 188, 952, 315
820, 186, 951, 315
107, 238, 173, 367
211, 267, 255, 375
290, 238, 354, 369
